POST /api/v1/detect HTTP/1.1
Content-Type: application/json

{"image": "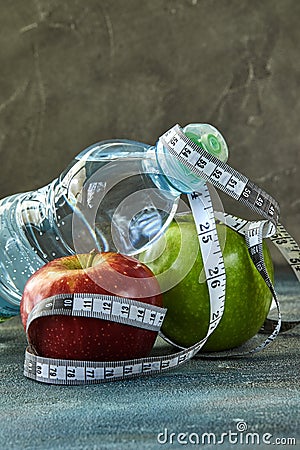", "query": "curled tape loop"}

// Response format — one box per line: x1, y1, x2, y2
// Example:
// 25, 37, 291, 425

24, 124, 300, 384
